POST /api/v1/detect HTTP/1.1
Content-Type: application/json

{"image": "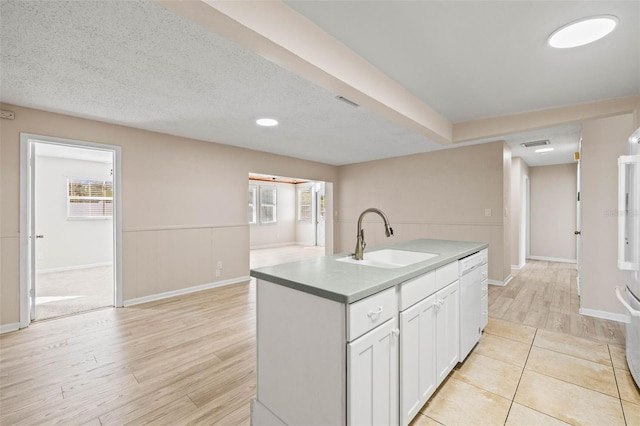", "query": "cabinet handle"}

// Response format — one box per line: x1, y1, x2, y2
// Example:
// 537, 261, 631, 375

391, 328, 400, 337
367, 306, 384, 318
